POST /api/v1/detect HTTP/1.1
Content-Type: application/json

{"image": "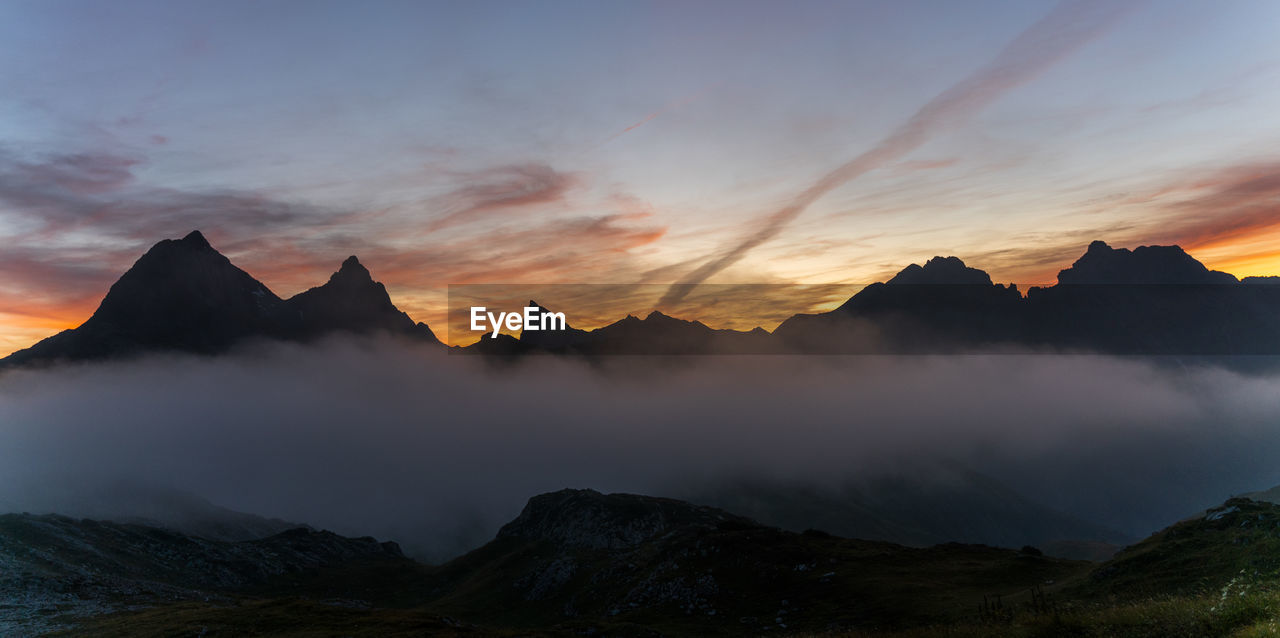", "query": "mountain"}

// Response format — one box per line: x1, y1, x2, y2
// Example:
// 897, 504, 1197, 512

3, 231, 292, 365
581, 310, 775, 354
1025, 241, 1280, 355
465, 307, 775, 355
13, 488, 1280, 636
775, 255, 1024, 352
1, 489, 1091, 636
516, 300, 590, 350
287, 255, 437, 342
425, 488, 1086, 635
0, 513, 408, 635
1055, 240, 1238, 285
1, 231, 439, 367
7, 235, 1280, 362
776, 242, 1280, 356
